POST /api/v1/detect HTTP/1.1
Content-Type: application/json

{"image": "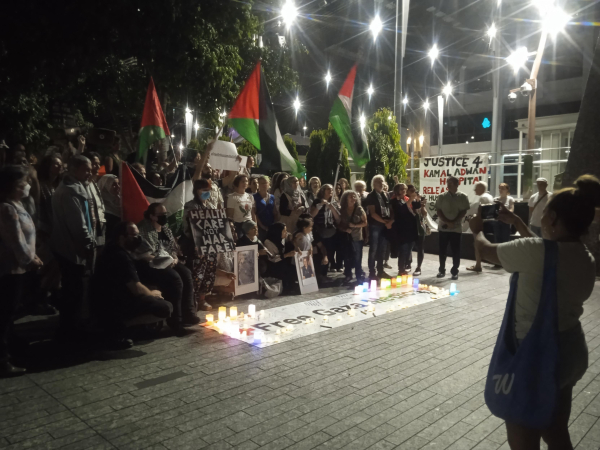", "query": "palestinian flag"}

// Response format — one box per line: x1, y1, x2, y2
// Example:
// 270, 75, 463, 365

229, 61, 305, 176
137, 78, 170, 162
329, 65, 369, 167
122, 162, 193, 236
